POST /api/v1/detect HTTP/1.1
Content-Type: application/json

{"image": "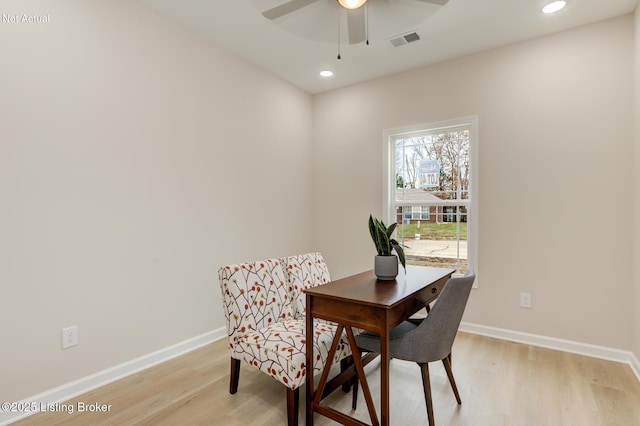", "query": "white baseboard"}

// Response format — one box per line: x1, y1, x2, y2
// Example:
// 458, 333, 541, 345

0, 328, 226, 426
630, 352, 640, 383
460, 322, 640, 381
